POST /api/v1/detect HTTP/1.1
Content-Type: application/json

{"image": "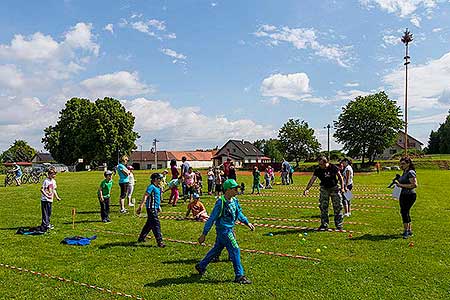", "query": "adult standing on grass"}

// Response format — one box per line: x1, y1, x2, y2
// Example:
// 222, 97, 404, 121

136, 173, 166, 247
180, 156, 190, 200
341, 158, 354, 217
195, 179, 255, 284
117, 155, 130, 213
40, 167, 61, 231
395, 157, 418, 239
281, 158, 290, 185
303, 156, 345, 230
